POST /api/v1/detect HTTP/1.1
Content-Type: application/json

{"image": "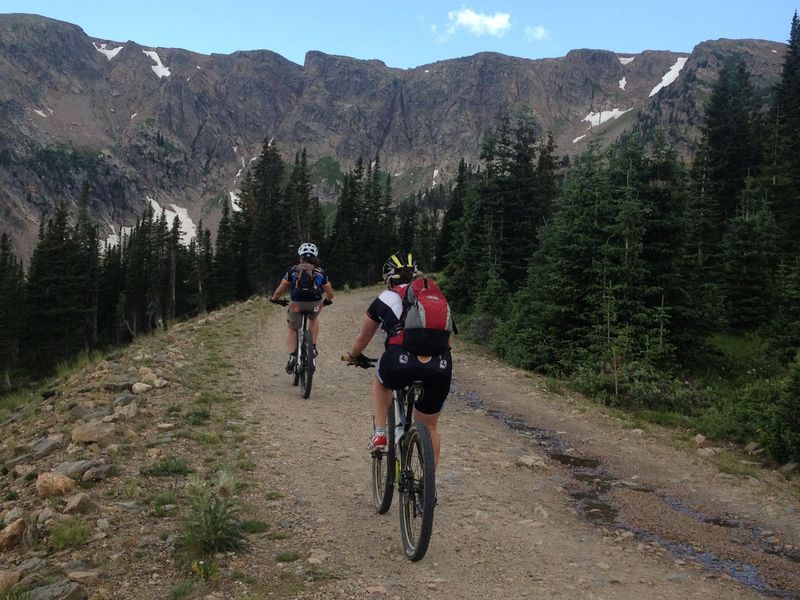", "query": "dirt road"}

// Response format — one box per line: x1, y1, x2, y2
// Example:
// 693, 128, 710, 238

227, 286, 800, 599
